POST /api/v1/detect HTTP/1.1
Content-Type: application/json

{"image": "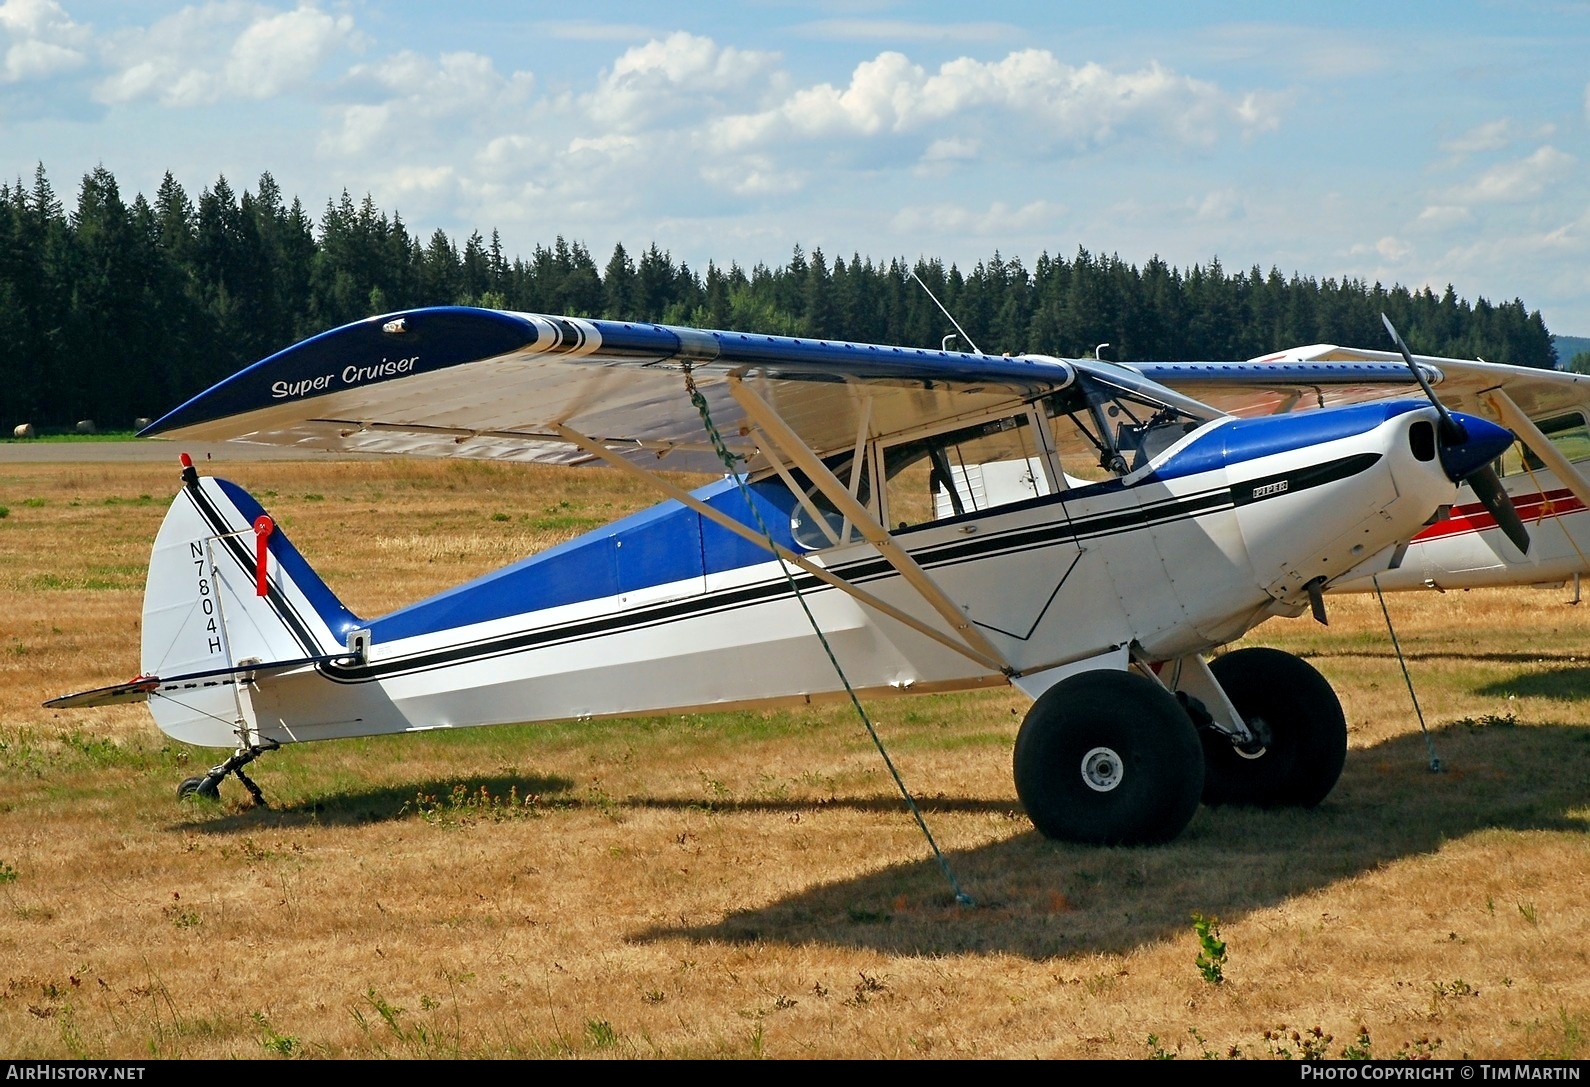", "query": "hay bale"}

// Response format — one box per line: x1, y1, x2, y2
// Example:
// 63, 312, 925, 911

74, 419, 96, 434
12, 423, 34, 439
